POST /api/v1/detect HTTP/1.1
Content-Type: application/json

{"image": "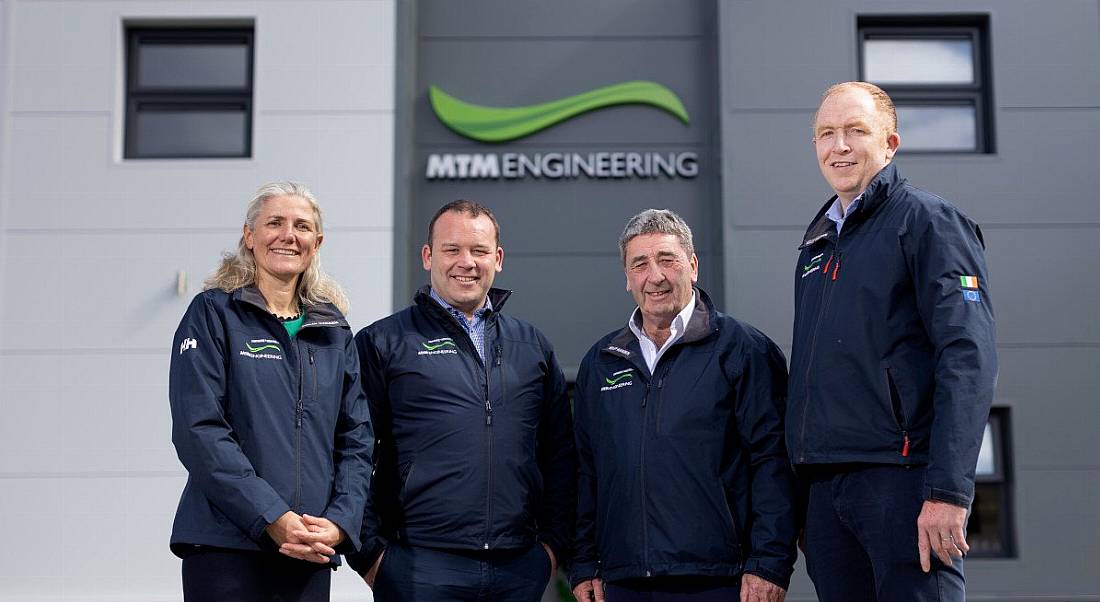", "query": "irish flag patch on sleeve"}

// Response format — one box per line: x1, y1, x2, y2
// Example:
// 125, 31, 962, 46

960, 275, 979, 289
